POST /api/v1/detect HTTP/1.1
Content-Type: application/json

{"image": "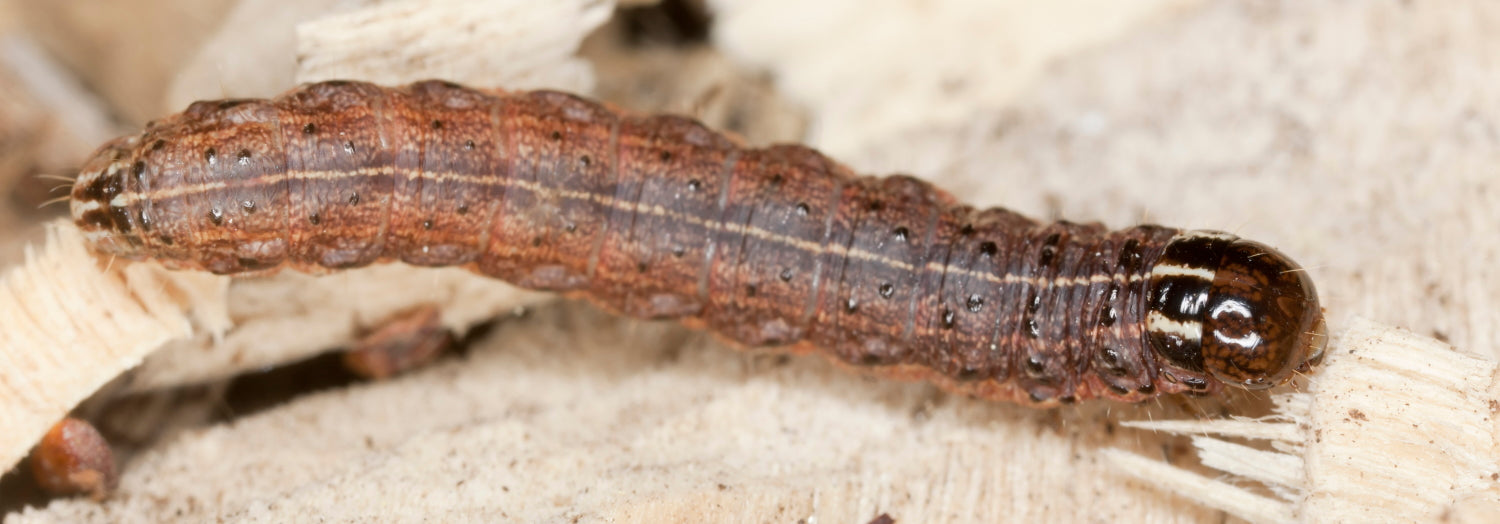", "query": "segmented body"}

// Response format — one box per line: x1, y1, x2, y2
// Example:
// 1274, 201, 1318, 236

71, 80, 1326, 405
